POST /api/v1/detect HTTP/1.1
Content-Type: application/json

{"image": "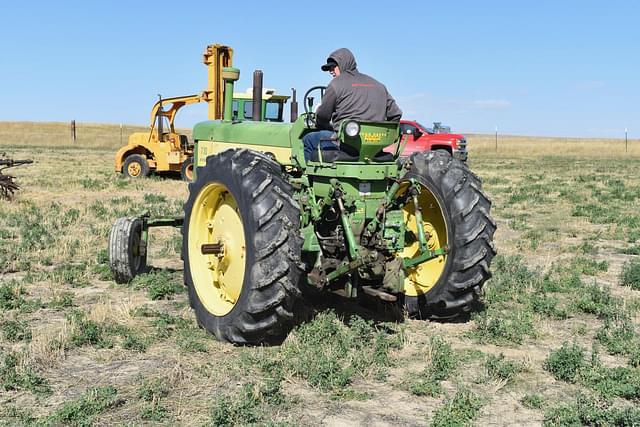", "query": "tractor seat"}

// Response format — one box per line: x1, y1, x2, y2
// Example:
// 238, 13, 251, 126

372, 151, 395, 162
309, 148, 395, 163
309, 149, 358, 162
